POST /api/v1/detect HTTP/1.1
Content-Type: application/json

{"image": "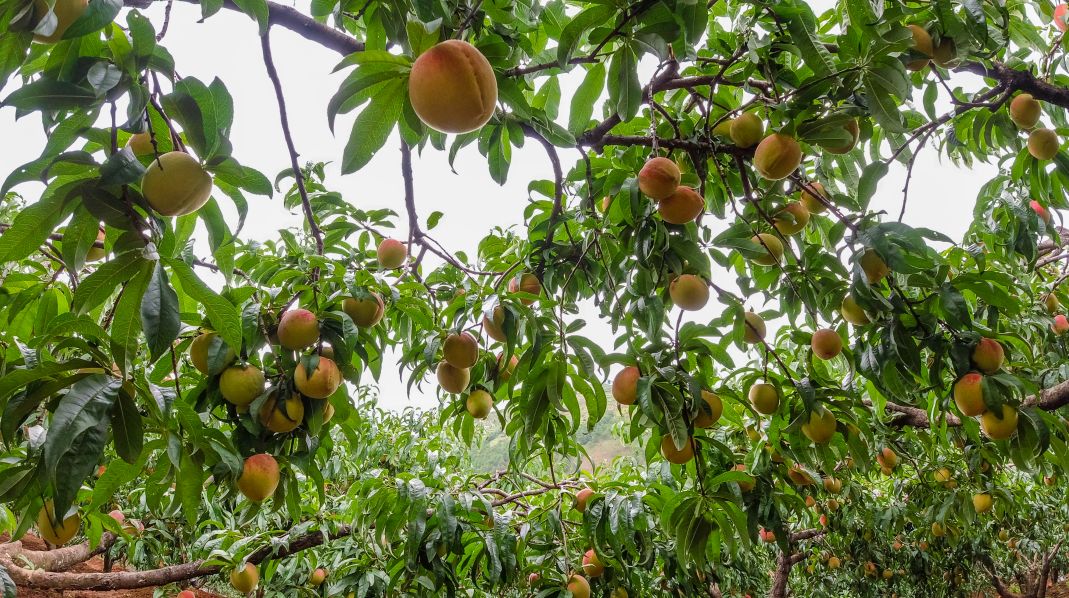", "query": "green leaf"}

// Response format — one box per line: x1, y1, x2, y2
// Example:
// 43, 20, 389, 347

175, 451, 204, 527
43, 375, 120, 520
111, 260, 153, 373
341, 78, 404, 174
111, 385, 143, 464
166, 257, 243, 352
783, 7, 835, 78
1, 77, 97, 112
72, 251, 145, 315
556, 5, 615, 67
141, 261, 181, 363
62, 0, 121, 38
568, 62, 605, 134
231, 0, 269, 35
857, 161, 888, 209
608, 45, 641, 122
